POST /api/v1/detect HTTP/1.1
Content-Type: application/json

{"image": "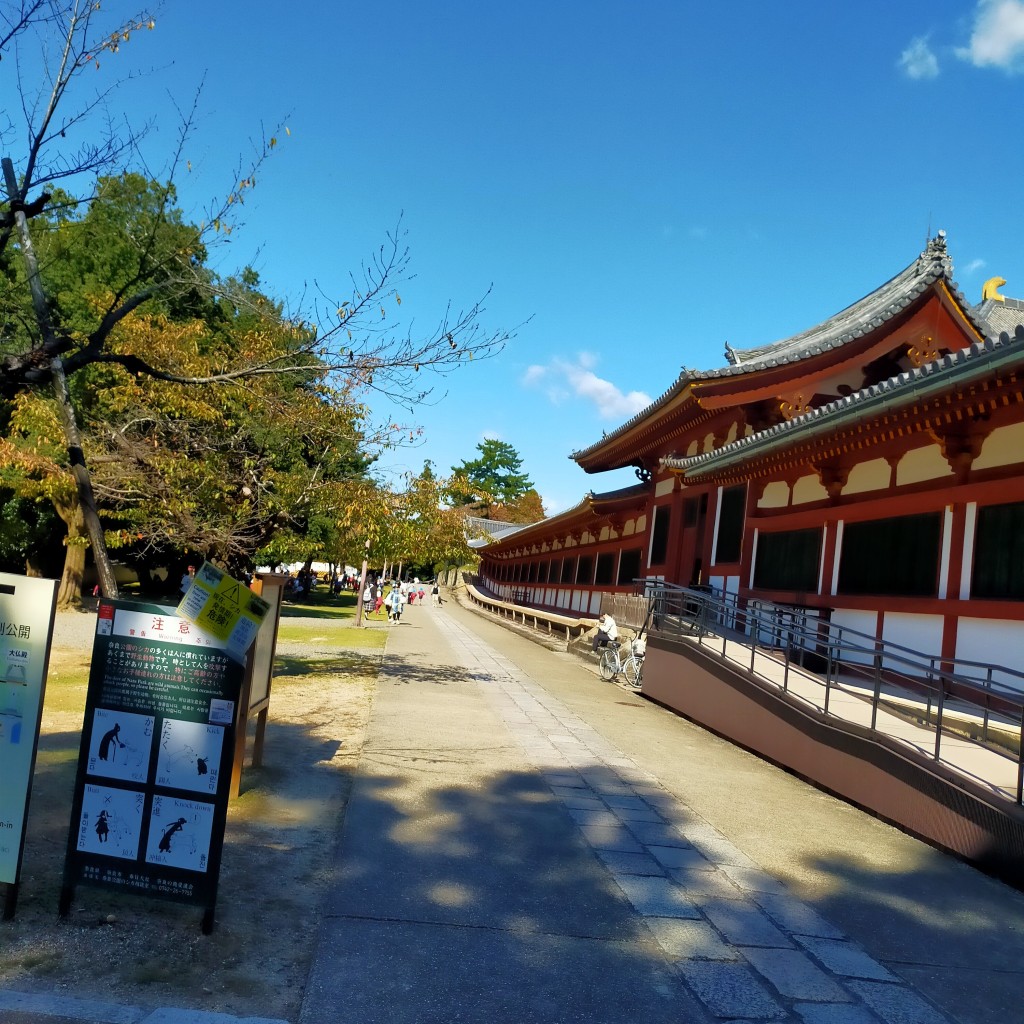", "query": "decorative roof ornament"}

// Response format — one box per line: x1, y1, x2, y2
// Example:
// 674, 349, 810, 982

919, 230, 952, 277
724, 341, 740, 366
923, 229, 947, 258
982, 276, 1007, 303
